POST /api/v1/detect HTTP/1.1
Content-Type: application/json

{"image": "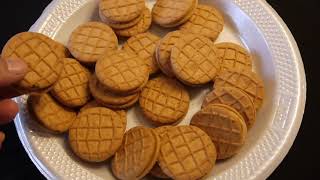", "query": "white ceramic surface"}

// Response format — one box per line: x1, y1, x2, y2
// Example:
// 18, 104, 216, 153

14, 0, 306, 179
